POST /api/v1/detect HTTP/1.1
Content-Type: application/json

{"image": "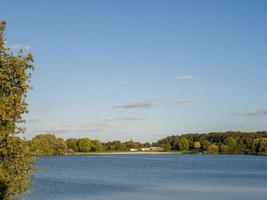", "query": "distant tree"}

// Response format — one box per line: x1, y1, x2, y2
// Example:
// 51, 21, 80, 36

161, 142, 172, 151
91, 140, 103, 152
30, 134, 68, 155
143, 142, 151, 148
207, 144, 219, 154
53, 138, 68, 155
253, 138, 267, 155
200, 140, 210, 152
193, 141, 201, 149
0, 21, 35, 200
156, 136, 173, 150
178, 138, 189, 151
225, 137, 236, 153
125, 140, 143, 149
77, 138, 92, 152
66, 138, 79, 152
219, 144, 229, 154
112, 141, 123, 151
